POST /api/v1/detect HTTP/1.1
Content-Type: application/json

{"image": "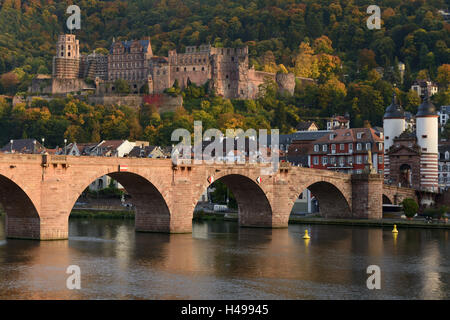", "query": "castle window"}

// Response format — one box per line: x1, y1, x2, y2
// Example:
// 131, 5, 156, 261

68, 45, 71, 50
61, 45, 64, 51
202, 67, 205, 71
68, 52, 71, 57
61, 52, 64, 57
422, 135, 428, 138
193, 67, 196, 71
423, 148, 428, 152
184, 67, 187, 72
226, 75, 229, 79
231, 57, 235, 61
228, 84, 231, 89
176, 67, 179, 72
